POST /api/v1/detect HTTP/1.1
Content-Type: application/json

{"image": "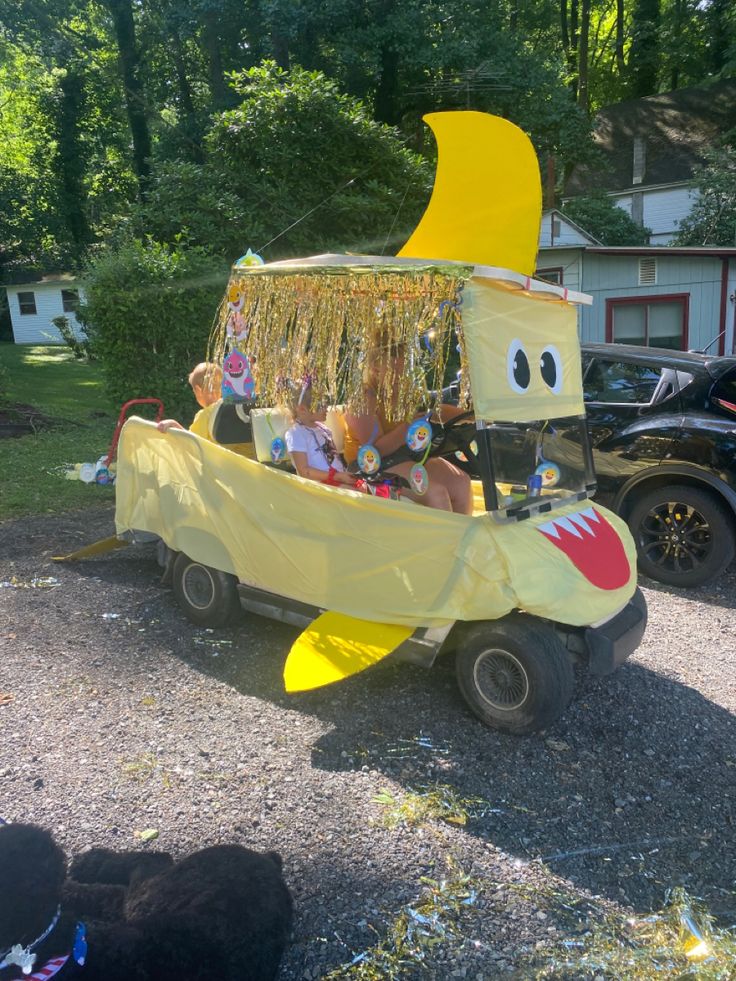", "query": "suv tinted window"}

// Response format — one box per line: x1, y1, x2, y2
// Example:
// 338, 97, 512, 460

584, 359, 662, 404
711, 365, 736, 412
